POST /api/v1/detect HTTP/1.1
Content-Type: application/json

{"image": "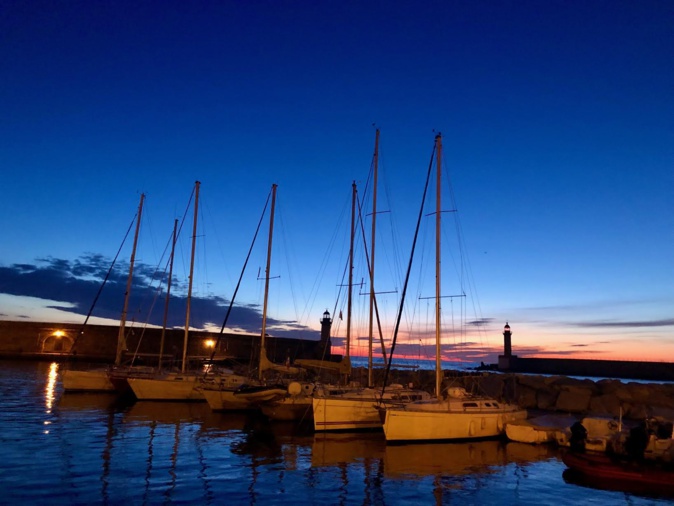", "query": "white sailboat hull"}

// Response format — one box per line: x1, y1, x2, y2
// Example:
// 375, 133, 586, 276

127, 374, 204, 401
505, 414, 577, 444
505, 419, 558, 444
383, 399, 527, 443
313, 395, 382, 431
313, 386, 429, 432
62, 369, 115, 392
